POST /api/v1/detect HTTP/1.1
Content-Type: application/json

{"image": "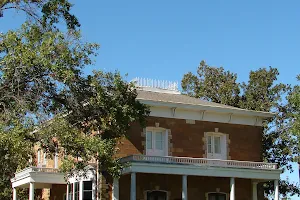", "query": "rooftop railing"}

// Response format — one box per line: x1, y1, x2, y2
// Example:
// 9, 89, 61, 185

120, 155, 277, 170
132, 77, 179, 91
